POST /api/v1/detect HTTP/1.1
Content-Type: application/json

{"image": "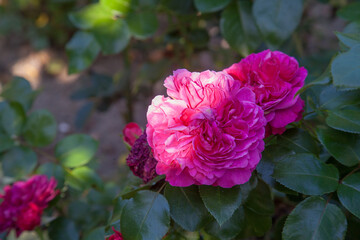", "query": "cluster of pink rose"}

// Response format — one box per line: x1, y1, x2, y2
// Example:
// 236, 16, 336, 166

0, 175, 58, 236
126, 50, 307, 188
